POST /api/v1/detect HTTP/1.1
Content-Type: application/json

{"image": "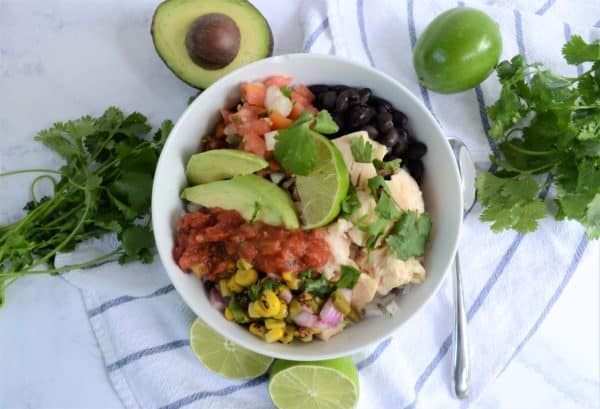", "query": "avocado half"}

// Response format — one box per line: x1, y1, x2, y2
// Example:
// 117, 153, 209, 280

152, 0, 273, 89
